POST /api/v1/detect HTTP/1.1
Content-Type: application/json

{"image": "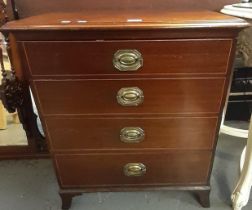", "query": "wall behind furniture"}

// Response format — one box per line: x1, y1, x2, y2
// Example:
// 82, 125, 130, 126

12, 0, 239, 18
